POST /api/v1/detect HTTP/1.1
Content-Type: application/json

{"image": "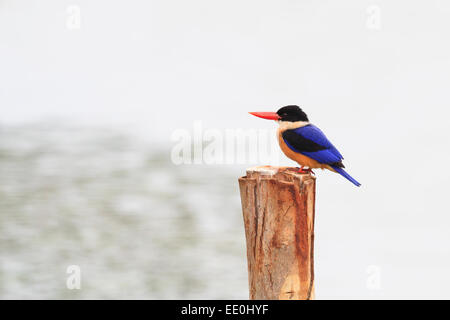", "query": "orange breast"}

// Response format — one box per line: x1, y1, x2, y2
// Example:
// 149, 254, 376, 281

277, 129, 332, 170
